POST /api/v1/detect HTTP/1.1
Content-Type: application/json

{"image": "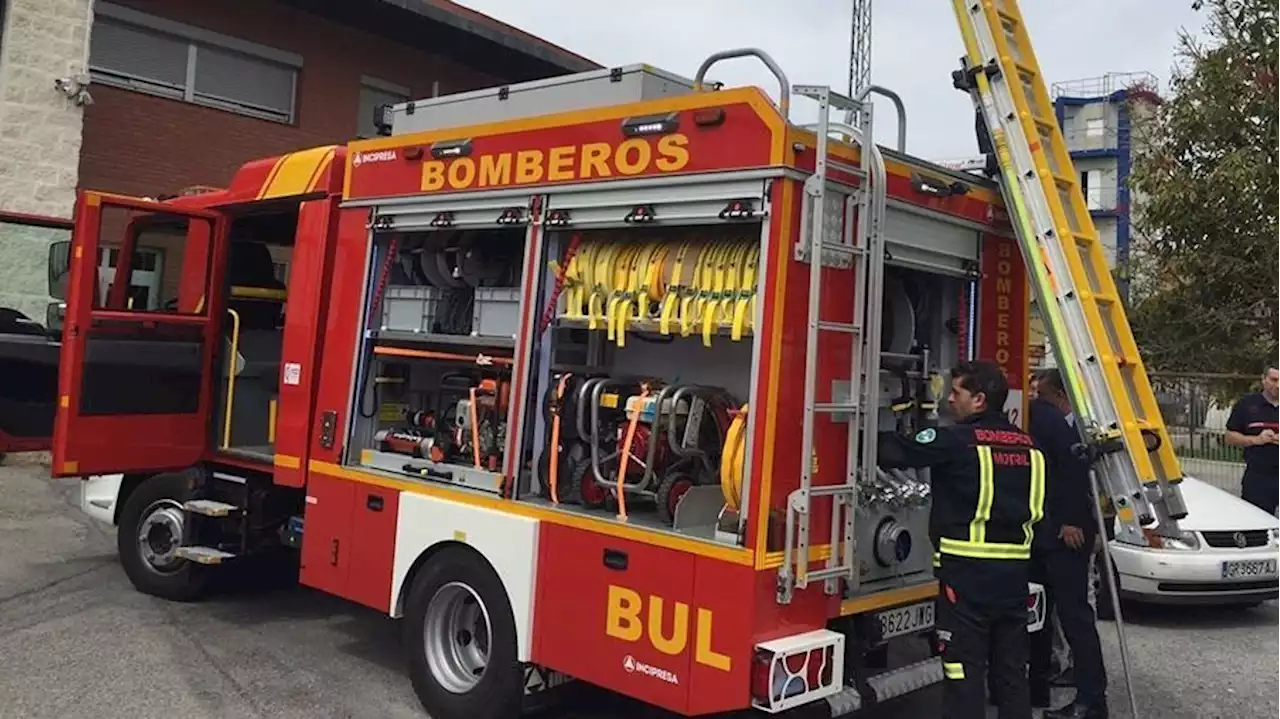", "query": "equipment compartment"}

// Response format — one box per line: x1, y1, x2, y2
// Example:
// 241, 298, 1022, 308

349, 226, 526, 494
521, 223, 764, 547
